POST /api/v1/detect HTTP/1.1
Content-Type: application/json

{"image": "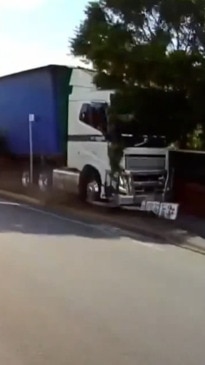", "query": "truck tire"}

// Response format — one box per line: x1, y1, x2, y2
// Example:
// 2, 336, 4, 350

38, 170, 52, 192
22, 171, 30, 188
22, 170, 39, 188
79, 168, 101, 202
